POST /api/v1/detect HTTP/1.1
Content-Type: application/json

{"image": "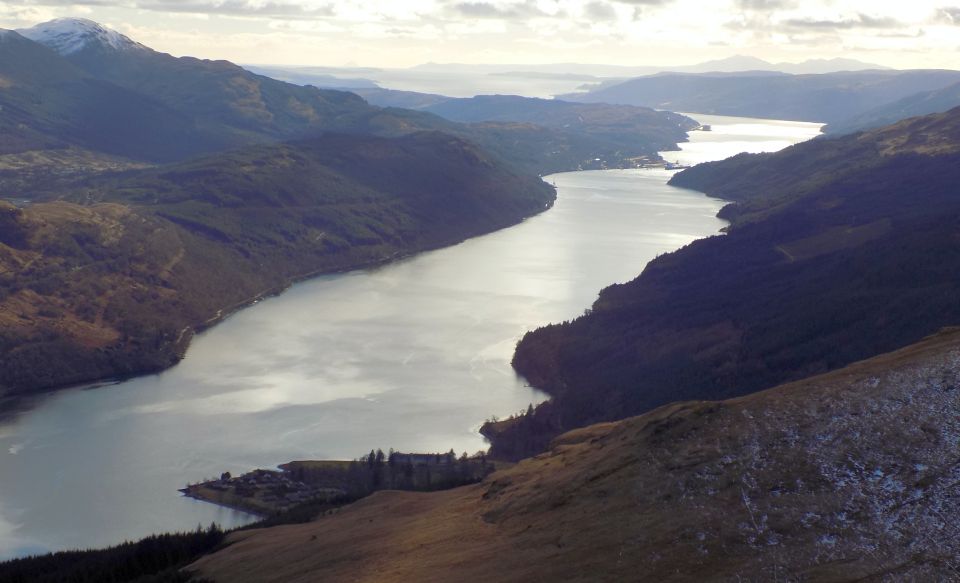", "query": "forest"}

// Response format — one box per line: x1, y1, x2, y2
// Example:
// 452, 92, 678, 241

0, 525, 223, 583
0, 447, 496, 583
